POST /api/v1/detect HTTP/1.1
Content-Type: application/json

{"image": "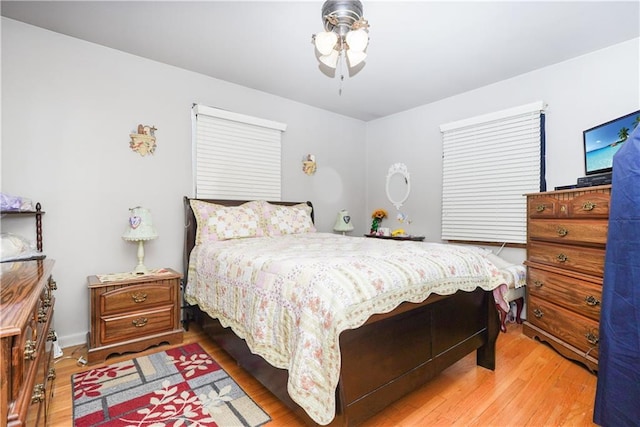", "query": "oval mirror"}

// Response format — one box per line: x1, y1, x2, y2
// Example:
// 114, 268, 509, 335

386, 163, 410, 210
